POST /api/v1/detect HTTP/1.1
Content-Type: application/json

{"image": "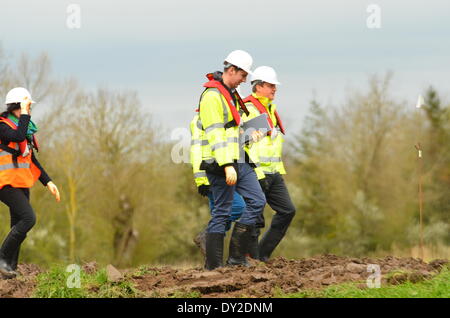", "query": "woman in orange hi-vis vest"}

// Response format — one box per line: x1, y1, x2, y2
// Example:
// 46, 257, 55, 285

0, 87, 60, 279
